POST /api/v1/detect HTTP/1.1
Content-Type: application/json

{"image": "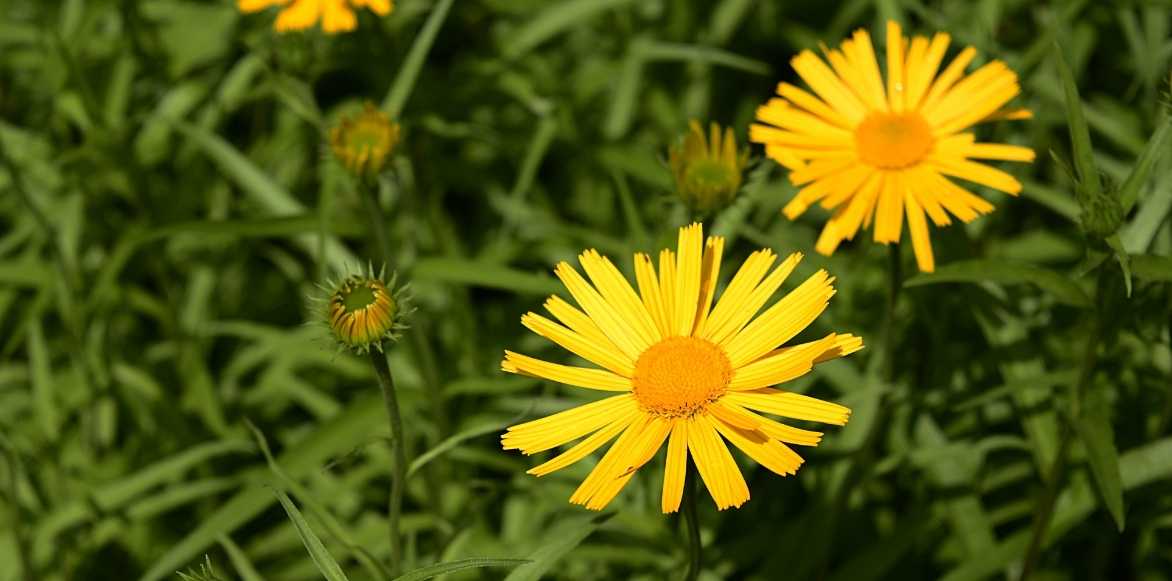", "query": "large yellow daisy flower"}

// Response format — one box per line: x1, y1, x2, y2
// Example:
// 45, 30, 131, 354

750, 21, 1034, 272
238, 0, 392, 33
501, 224, 861, 512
